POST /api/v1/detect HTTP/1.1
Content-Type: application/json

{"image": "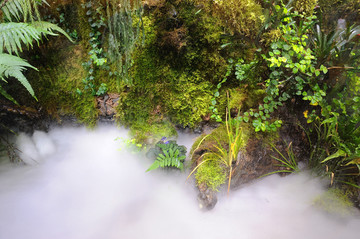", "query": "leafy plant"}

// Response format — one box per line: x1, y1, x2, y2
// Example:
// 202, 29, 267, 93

261, 142, 300, 178
146, 138, 187, 172
105, 0, 144, 86
189, 92, 244, 194
78, 0, 108, 96
209, 60, 232, 122
0, 0, 73, 104
233, 3, 327, 132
